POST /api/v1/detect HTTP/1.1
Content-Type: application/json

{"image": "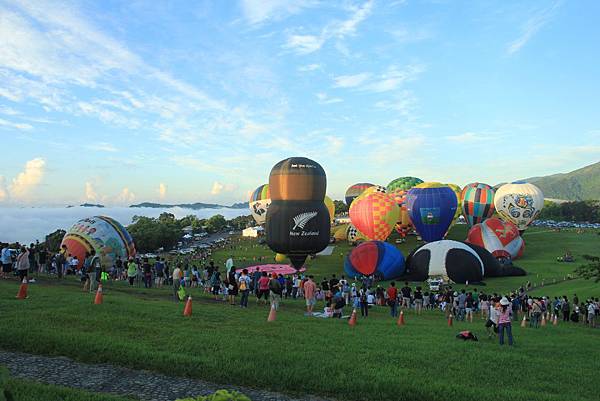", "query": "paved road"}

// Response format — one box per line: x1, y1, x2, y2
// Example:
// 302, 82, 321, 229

0, 350, 331, 401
